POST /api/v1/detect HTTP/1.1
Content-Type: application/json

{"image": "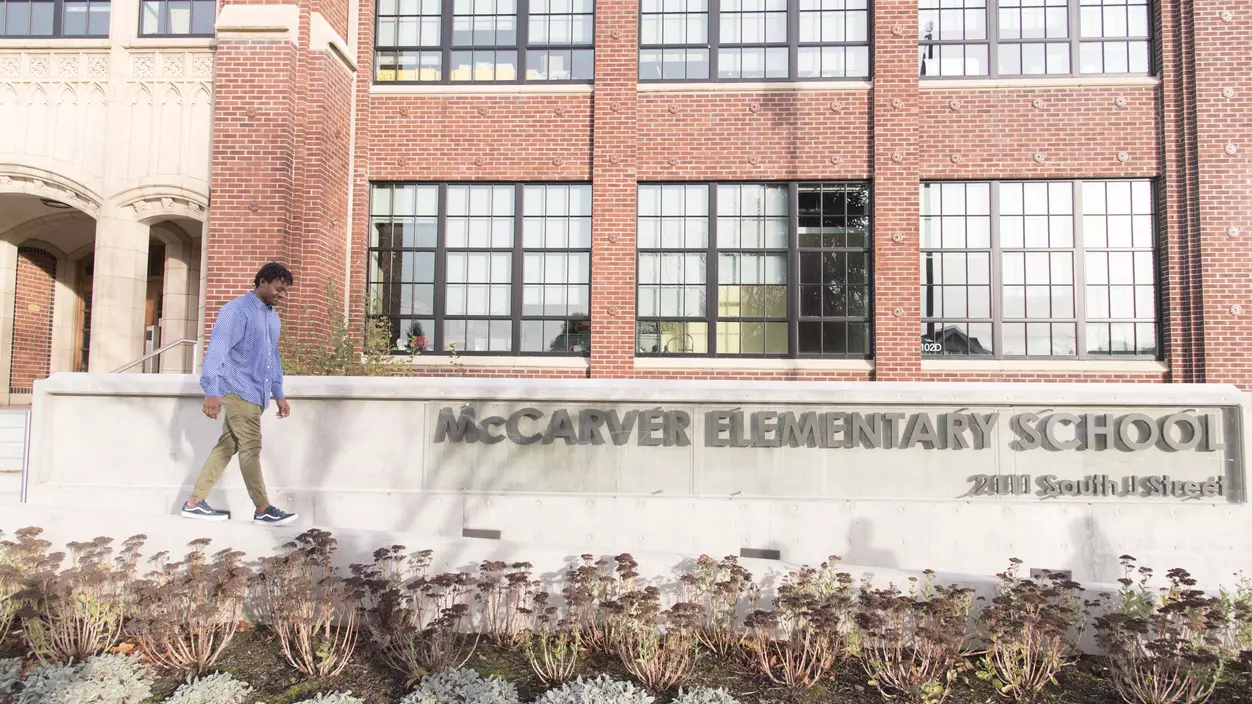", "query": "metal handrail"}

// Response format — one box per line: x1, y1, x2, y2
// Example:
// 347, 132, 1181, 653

110, 338, 198, 373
